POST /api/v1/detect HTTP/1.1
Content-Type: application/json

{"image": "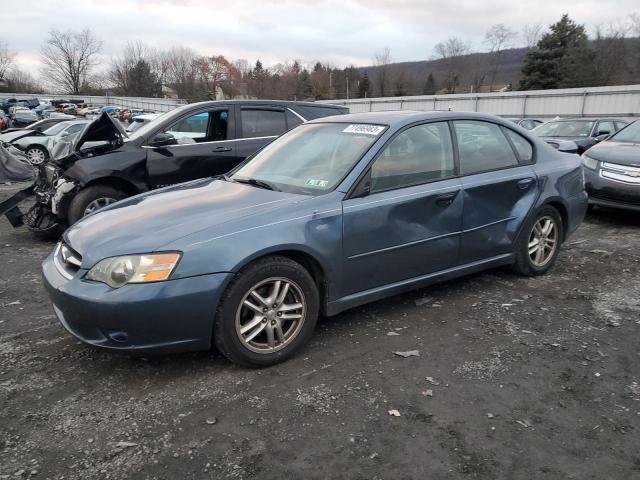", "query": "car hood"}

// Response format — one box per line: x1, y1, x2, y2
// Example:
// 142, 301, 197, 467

584, 141, 640, 167
0, 129, 39, 143
64, 178, 310, 268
